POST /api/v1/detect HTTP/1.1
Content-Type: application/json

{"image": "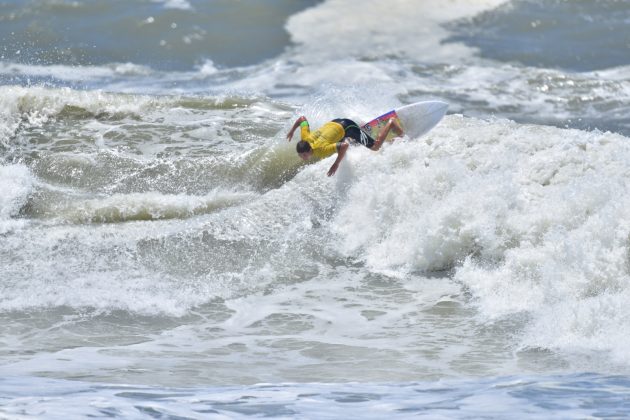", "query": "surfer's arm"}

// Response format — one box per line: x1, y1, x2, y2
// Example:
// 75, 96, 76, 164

327, 141, 349, 177
287, 116, 307, 141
